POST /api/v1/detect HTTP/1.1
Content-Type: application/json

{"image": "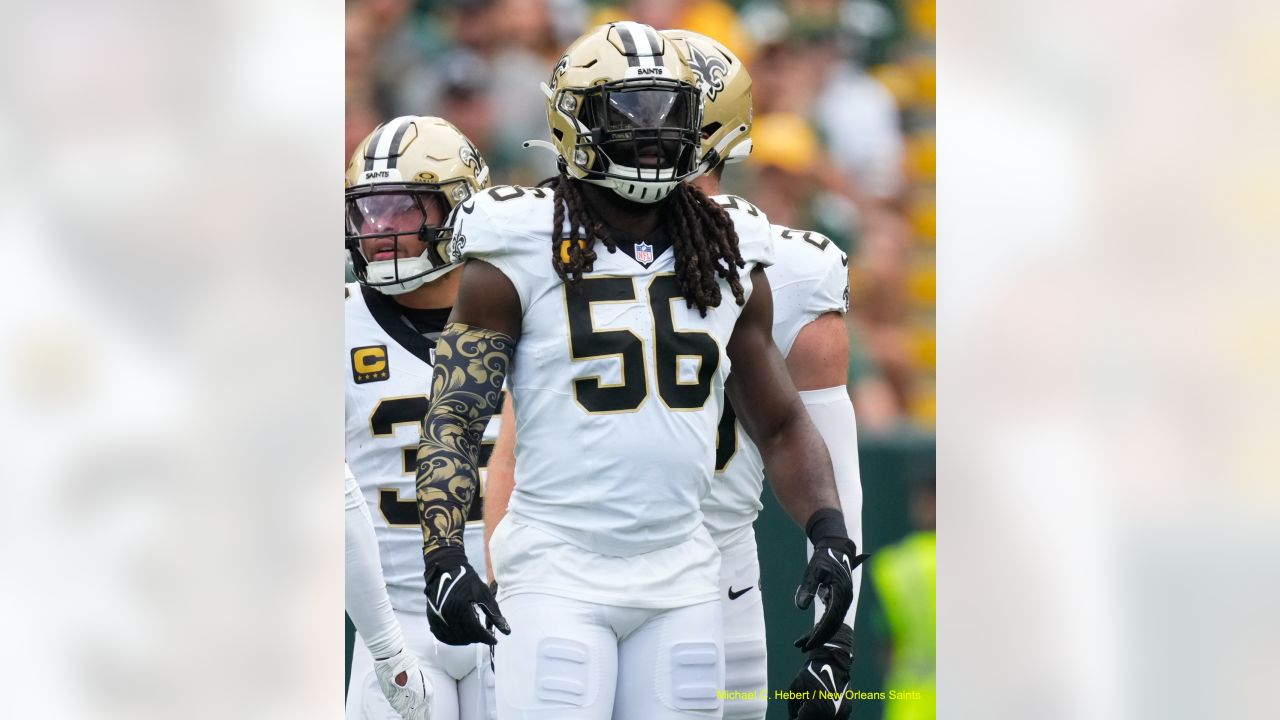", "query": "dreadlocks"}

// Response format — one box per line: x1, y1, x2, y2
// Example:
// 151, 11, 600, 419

549, 174, 747, 317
